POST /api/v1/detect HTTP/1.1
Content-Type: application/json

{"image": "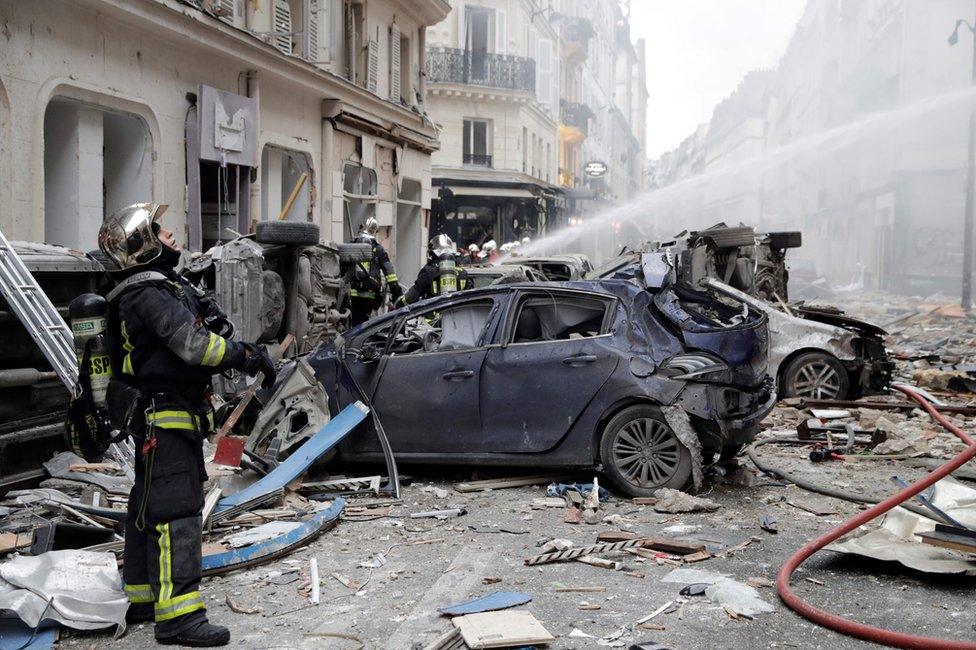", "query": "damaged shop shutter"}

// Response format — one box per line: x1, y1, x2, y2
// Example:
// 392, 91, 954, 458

273, 0, 292, 55
367, 38, 379, 94
389, 23, 401, 102
495, 10, 506, 54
